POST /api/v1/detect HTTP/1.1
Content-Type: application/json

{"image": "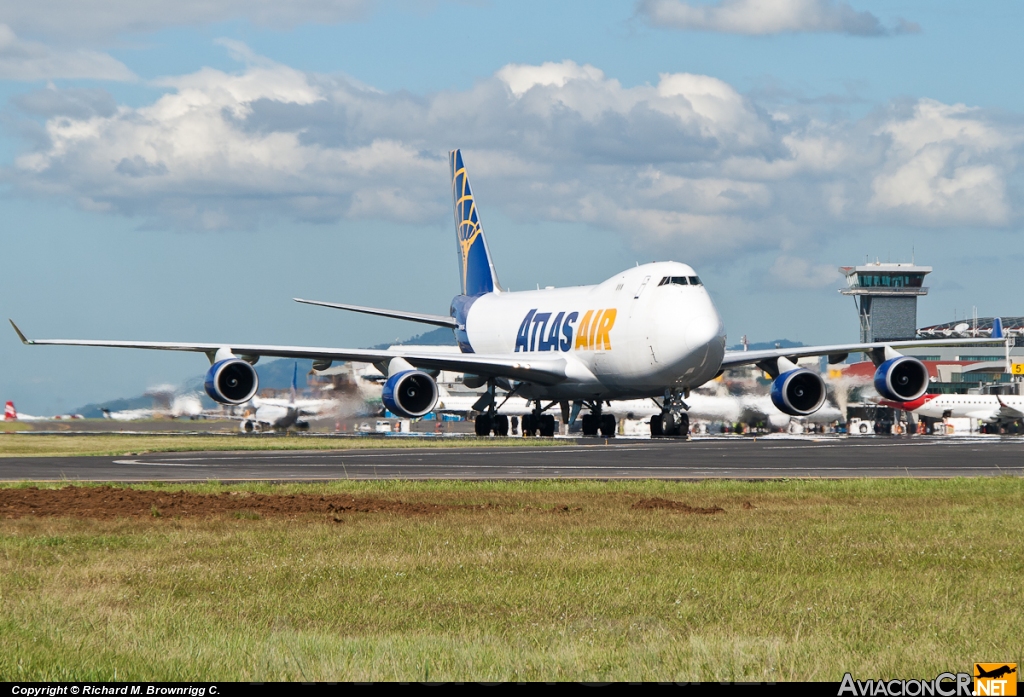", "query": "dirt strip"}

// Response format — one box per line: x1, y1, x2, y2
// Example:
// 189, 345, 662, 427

0, 486, 456, 520
0, 487, 727, 520
632, 497, 725, 514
